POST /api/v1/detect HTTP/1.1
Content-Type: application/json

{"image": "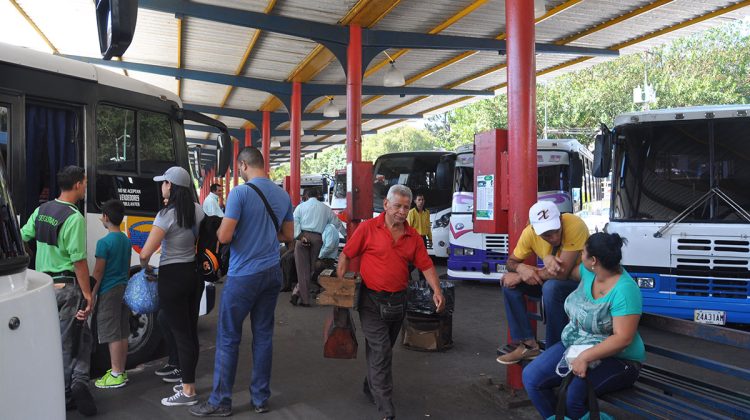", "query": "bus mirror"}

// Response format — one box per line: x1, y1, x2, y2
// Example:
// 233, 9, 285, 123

593, 124, 613, 178
436, 160, 453, 190
570, 154, 583, 188
95, 0, 138, 60
216, 133, 232, 175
